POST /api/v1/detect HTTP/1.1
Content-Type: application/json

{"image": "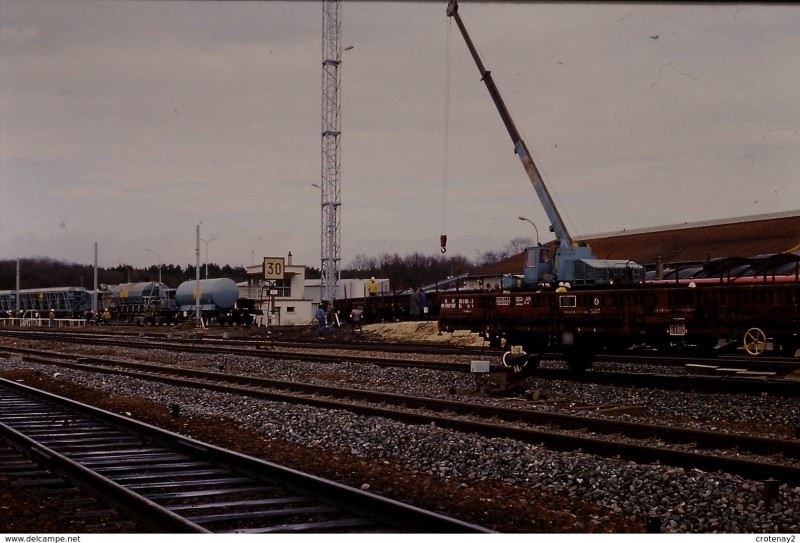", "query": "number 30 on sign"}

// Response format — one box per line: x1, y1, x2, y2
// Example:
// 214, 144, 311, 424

263, 257, 285, 280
